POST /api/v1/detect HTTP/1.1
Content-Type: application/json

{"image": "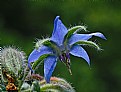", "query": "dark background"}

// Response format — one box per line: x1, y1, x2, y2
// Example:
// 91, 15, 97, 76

0, 0, 121, 92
